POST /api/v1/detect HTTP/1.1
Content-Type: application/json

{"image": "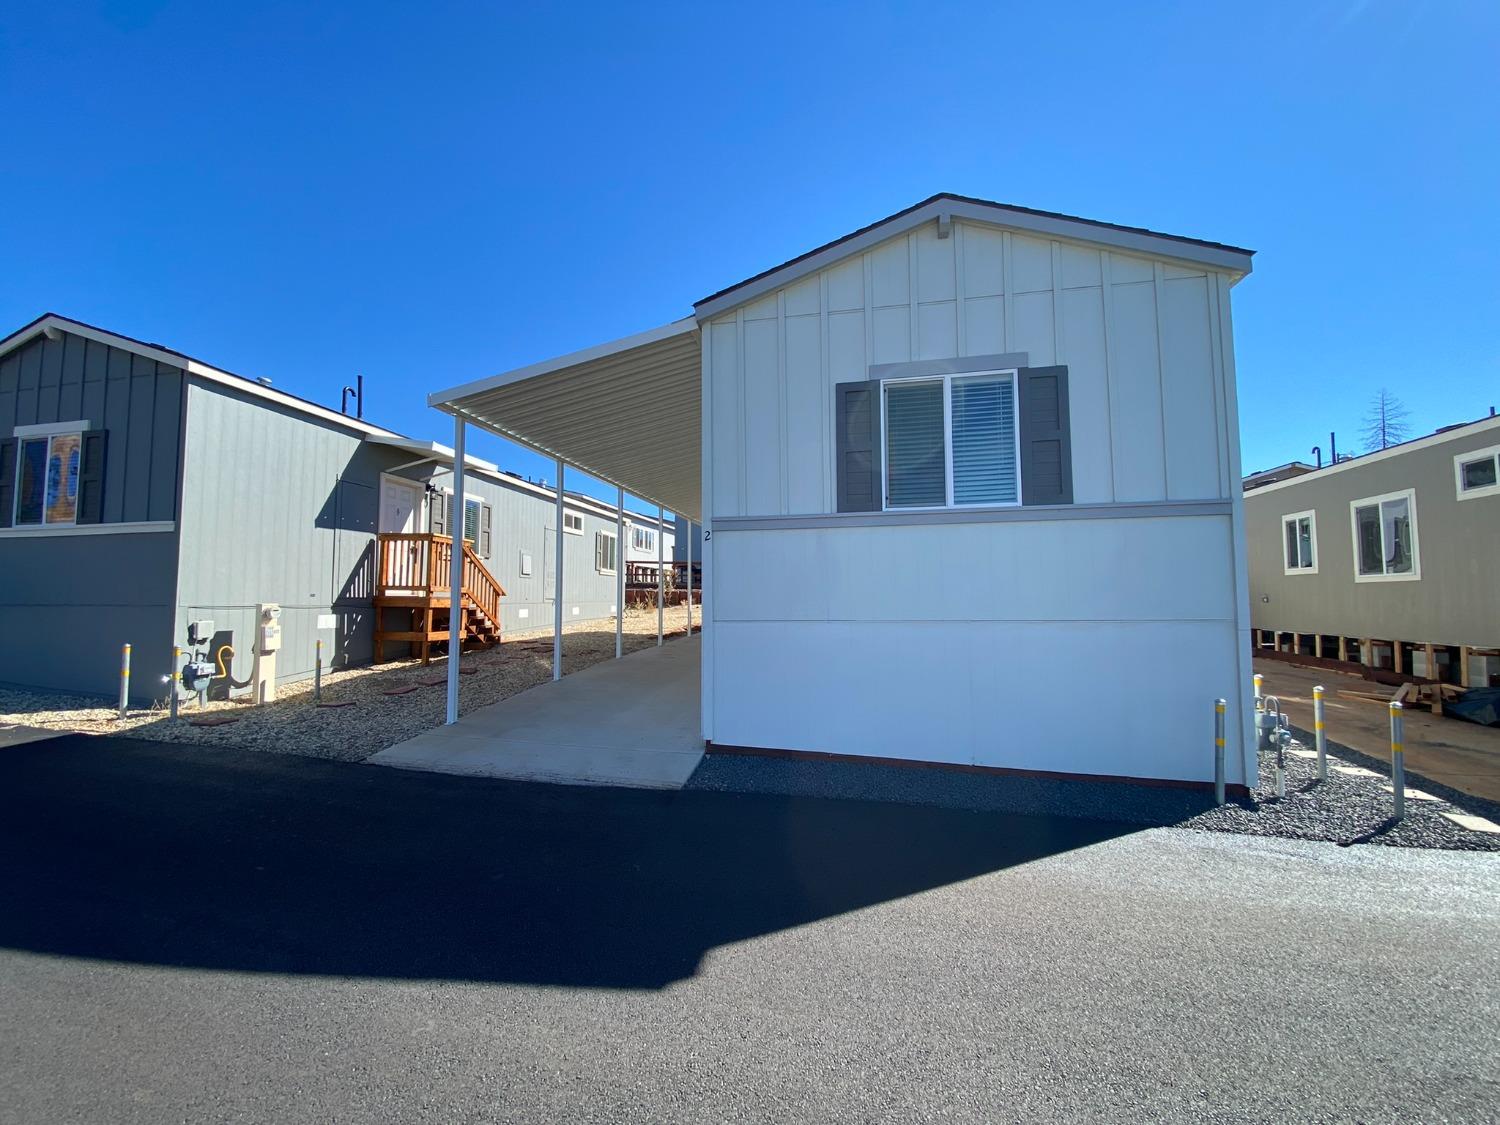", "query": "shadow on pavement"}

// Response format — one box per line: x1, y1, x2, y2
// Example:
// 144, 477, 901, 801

0, 735, 1139, 990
